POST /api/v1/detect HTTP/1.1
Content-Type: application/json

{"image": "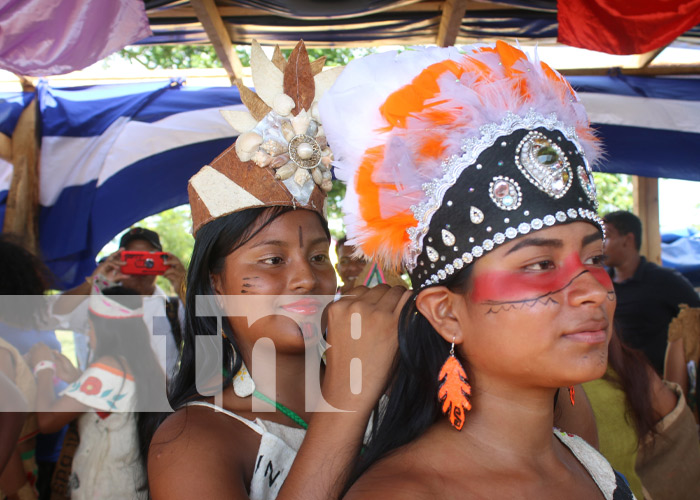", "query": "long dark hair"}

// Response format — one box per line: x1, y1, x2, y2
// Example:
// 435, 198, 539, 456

346, 266, 473, 491
87, 286, 168, 474
606, 330, 656, 442
0, 234, 54, 328
139, 206, 330, 458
